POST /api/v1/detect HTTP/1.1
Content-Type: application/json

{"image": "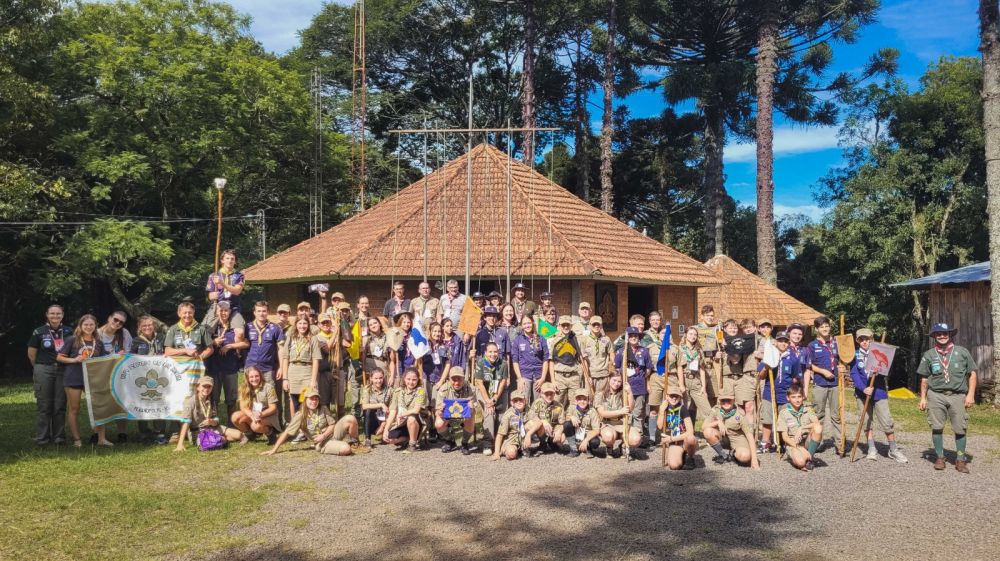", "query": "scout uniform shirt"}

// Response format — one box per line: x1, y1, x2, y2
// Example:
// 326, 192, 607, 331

642, 328, 666, 364
28, 324, 73, 365
807, 336, 839, 388
362, 384, 392, 423
759, 350, 803, 405
496, 407, 527, 448
565, 404, 601, 441
594, 391, 628, 429
130, 333, 165, 356
409, 296, 441, 329
181, 395, 220, 432
777, 403, 819, 442
439, 382, 476, 403
421, 342, 451, 385
205, 268, 245, 315
527, 398, 563, 426
388, 386, 427, 420
510, 298, 536, 323
475, 324, 511, 356
706, 406, 752, 441
549, 332, 583, 376
580, 331, 613, 376
512, 333, 550, 382
245, 319, 286, 373
850, 347, 888, 401
695, 323, 721, 354
363, 331, 391, 375
475, 356, 509, 397
917, 343, 977, 393
164, 321, 213, 353
284, 405, 337, 439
